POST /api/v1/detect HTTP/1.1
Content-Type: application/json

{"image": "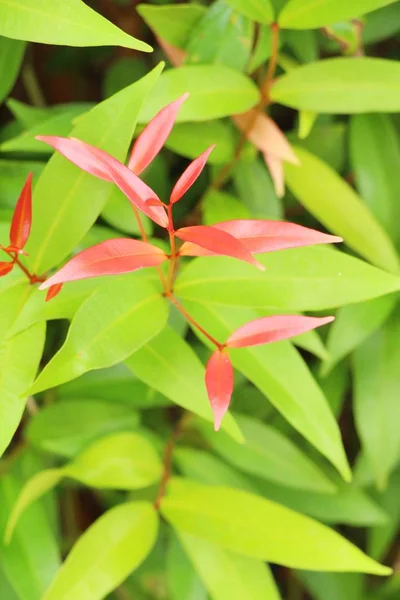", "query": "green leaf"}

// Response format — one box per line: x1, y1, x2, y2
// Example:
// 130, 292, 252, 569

353, 312, 400, 489
297, 572, 363, 600
203, 190, 250, 225
363, 2, 400, 44
0, 159, 44, 209
43, 502, 158, 600
175, 247, 400, 311
165, 121, 235, 165
199, 414, 336, 493
0, 0, 151, 51
178, 531, 282, 600
233, 157, 283, 219
27, 399, 139, 457
350, 114, 400, 246
181, 302, 350, 481
137, 3, 206, 48
167, 534, 208, 600
27, 277, 168, 394
25, 63, 163, 274
0, 36, 25, 105
322, 295, 397, 376
225, 0, 274, 24
125, 326, 243, 442
285, 147, 400, 273
138, 65, 260, 123
162, 478, 391, 574
368, 470, 400, 560
101, 187, 153, 237
7, 98, 90, 128
271, 58, 400, 113
279, 0, 398, 30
